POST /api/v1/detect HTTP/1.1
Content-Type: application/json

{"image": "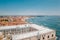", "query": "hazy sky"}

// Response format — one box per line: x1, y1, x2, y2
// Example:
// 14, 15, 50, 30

0, 0, 60, 15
